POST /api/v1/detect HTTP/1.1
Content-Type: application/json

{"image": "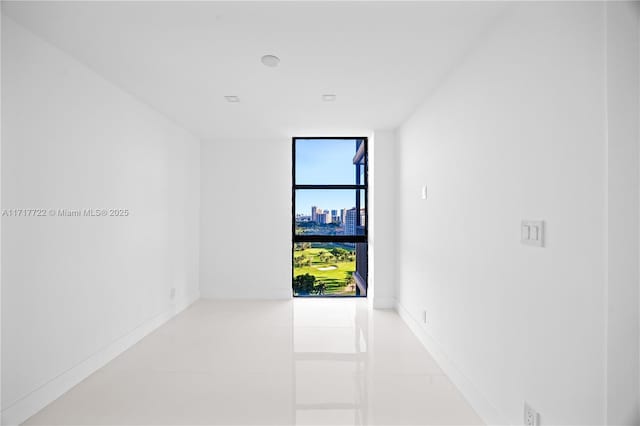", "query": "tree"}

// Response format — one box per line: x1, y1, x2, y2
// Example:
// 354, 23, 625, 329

330, 248, 340, 258
314, 282, 326, 295
346, 274, 356, 292
330, 247, 350, 261
294, 242, 311, 252
294, 255, 308, 267
293, 273, 316, 295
